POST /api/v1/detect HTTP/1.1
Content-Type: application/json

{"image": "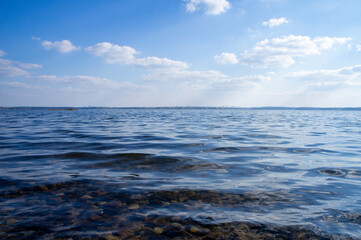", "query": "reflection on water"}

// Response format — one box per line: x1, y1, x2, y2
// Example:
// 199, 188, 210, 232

1, 108, 361, 239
